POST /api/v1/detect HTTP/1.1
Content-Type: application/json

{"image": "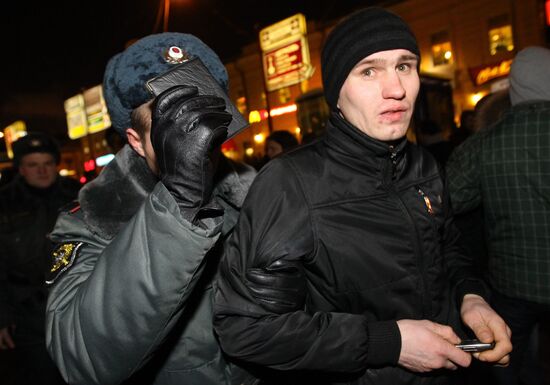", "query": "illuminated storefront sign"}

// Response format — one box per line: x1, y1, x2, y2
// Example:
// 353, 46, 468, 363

259, 14, 314, 91
263, 39, 314, 91
468, 59, 512, 86
83, 85, 111, 134
65, 84, 112, 139
248, 104, 297, 123
248, 109, 269, 123
270, 104, 297, 117
260, 13, 307, 51
65, 94, 88, 139
3, 121, 27, 159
